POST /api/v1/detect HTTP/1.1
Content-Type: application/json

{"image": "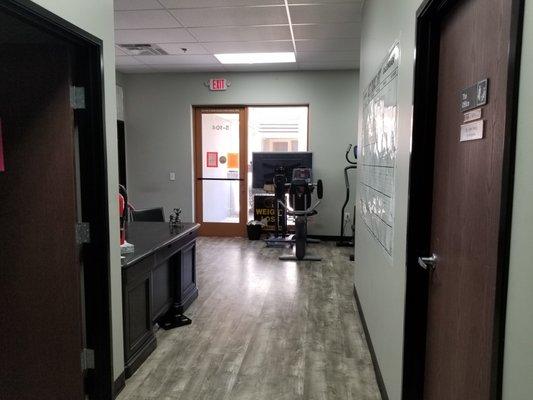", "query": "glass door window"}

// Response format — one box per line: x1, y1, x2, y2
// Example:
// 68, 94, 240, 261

247, 106, 309, 221
194, 108, 247, 236
201, 113, 240, 223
